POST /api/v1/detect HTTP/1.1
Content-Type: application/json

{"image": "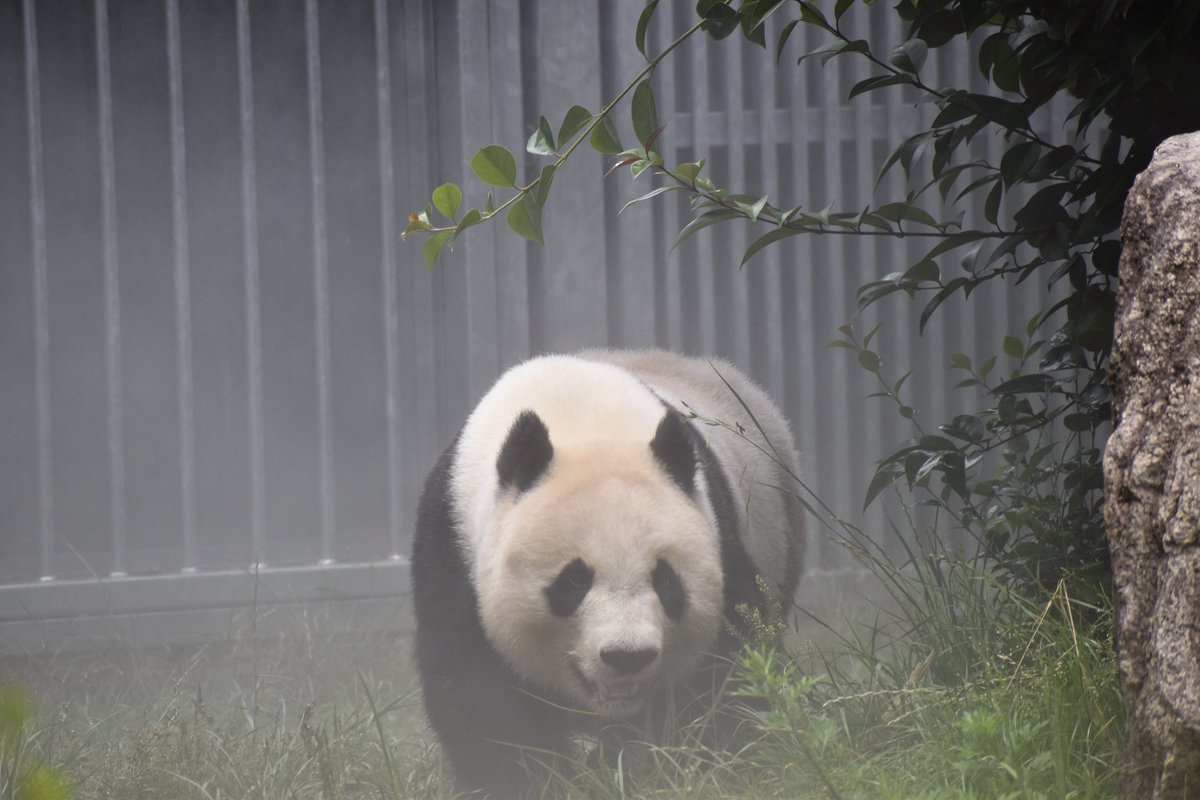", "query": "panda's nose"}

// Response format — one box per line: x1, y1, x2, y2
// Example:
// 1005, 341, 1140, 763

600, 647, 659, 675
